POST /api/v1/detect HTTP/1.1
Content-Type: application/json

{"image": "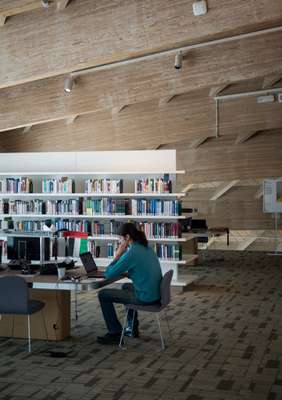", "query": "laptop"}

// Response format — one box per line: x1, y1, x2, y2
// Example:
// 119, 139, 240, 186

79, 252, 105, 278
